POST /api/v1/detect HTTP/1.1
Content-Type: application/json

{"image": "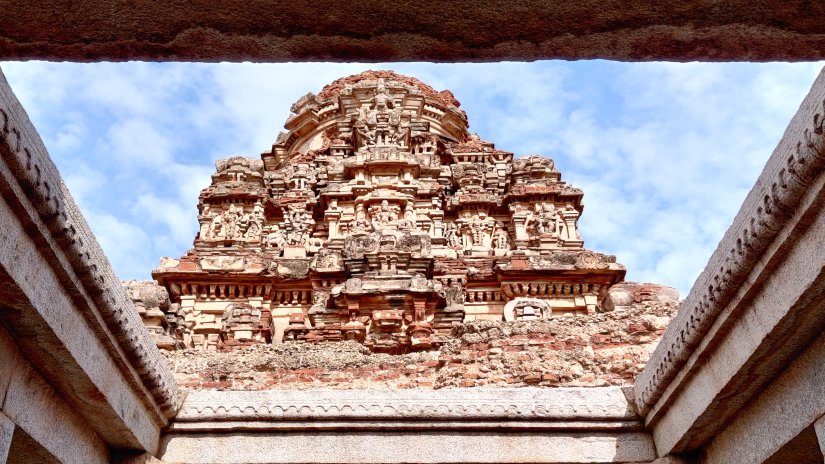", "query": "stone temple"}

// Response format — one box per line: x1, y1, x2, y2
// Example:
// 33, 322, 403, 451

3, 63, 825, 463
148, 70, 627, 354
